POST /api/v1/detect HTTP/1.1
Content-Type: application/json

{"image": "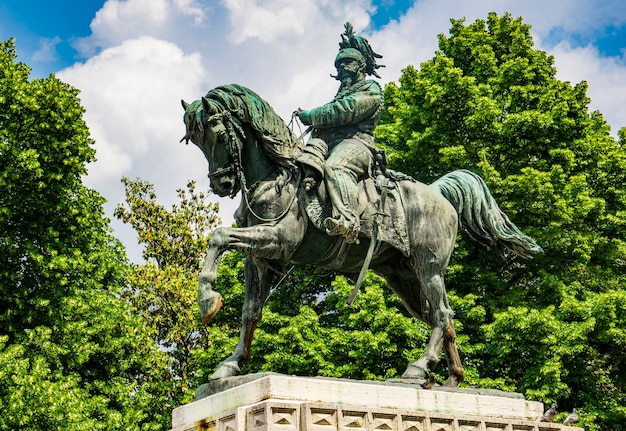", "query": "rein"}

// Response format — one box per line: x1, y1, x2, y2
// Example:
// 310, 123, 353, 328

240, 174, 300, 223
